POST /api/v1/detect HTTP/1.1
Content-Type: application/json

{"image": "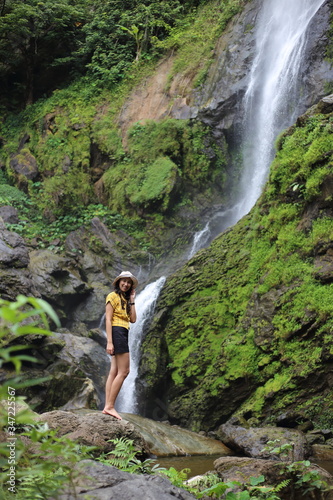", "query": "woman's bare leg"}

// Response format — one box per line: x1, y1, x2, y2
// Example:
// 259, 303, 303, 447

103, 353, 130, 420
104, 356, 118, 407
